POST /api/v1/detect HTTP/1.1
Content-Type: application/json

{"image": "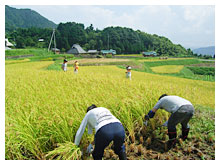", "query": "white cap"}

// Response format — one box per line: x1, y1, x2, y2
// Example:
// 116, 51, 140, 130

127, 66, 131, 69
